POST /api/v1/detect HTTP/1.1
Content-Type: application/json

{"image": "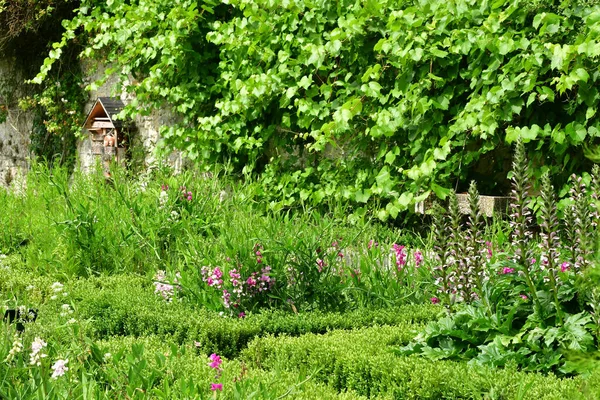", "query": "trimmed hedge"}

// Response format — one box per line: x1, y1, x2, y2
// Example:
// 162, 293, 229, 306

242, 327, 600, 400
70, 275, 438, 357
